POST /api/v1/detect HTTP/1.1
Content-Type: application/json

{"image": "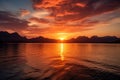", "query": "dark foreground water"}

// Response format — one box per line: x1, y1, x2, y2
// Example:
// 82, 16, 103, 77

0, 43, 120, 80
